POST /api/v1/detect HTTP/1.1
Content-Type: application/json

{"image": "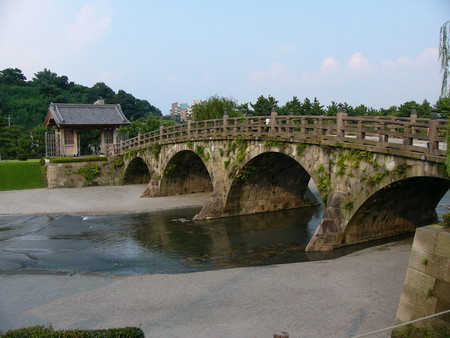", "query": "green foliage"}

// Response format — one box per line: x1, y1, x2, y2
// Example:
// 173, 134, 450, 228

422, 257, 429, 266
394, 163, 411, 176
76, 164, 101, 181
112, 155, 124, 168
343, 200, 354, 211
163, 163, 177, 177
191, 95, 239, 121
250, 95, 278, 116
50, 156, 107, 163
0, 67, 161, 131
187, 141, 193, 149
315, 165, 332, 202
0, 325, 145, 337
392, 324, 445, 338
263, 140, 285, 148
236, 165, 256, 181
439, 20, 450, 98
442, 212, 450, 227
0, 160, 46, 191
296, 143, 309, 156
